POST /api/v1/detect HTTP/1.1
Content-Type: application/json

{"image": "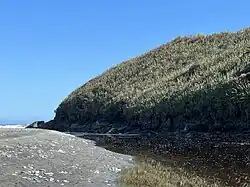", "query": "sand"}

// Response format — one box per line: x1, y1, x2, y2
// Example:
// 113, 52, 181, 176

0, 128, 134, 187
